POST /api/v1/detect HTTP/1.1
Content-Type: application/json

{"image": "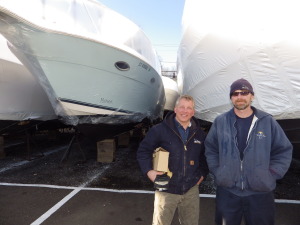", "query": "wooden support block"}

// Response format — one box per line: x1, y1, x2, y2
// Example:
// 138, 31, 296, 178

97, 139, 116, 163
117, 132, 130, 147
